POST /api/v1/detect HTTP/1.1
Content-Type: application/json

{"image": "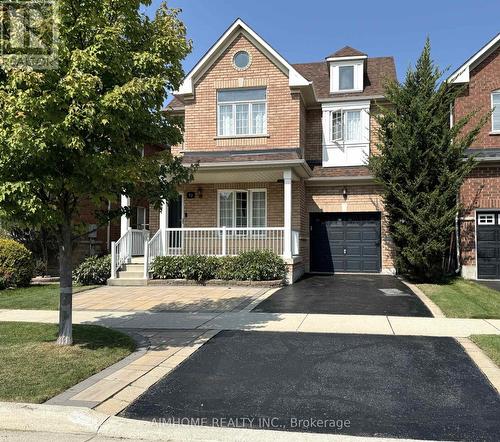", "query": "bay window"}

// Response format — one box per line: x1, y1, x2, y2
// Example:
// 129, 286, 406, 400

218, 190, 266, 229
217, 88, 267, 136
330, 109, 362, 142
